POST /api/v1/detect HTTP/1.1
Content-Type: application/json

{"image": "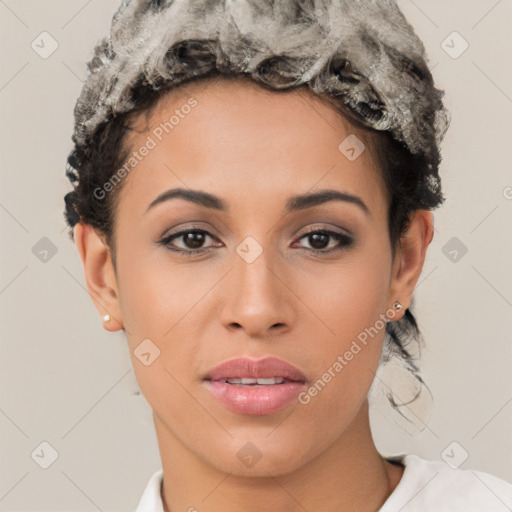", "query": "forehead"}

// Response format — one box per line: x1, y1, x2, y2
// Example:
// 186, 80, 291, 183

118, 76, 388, 217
